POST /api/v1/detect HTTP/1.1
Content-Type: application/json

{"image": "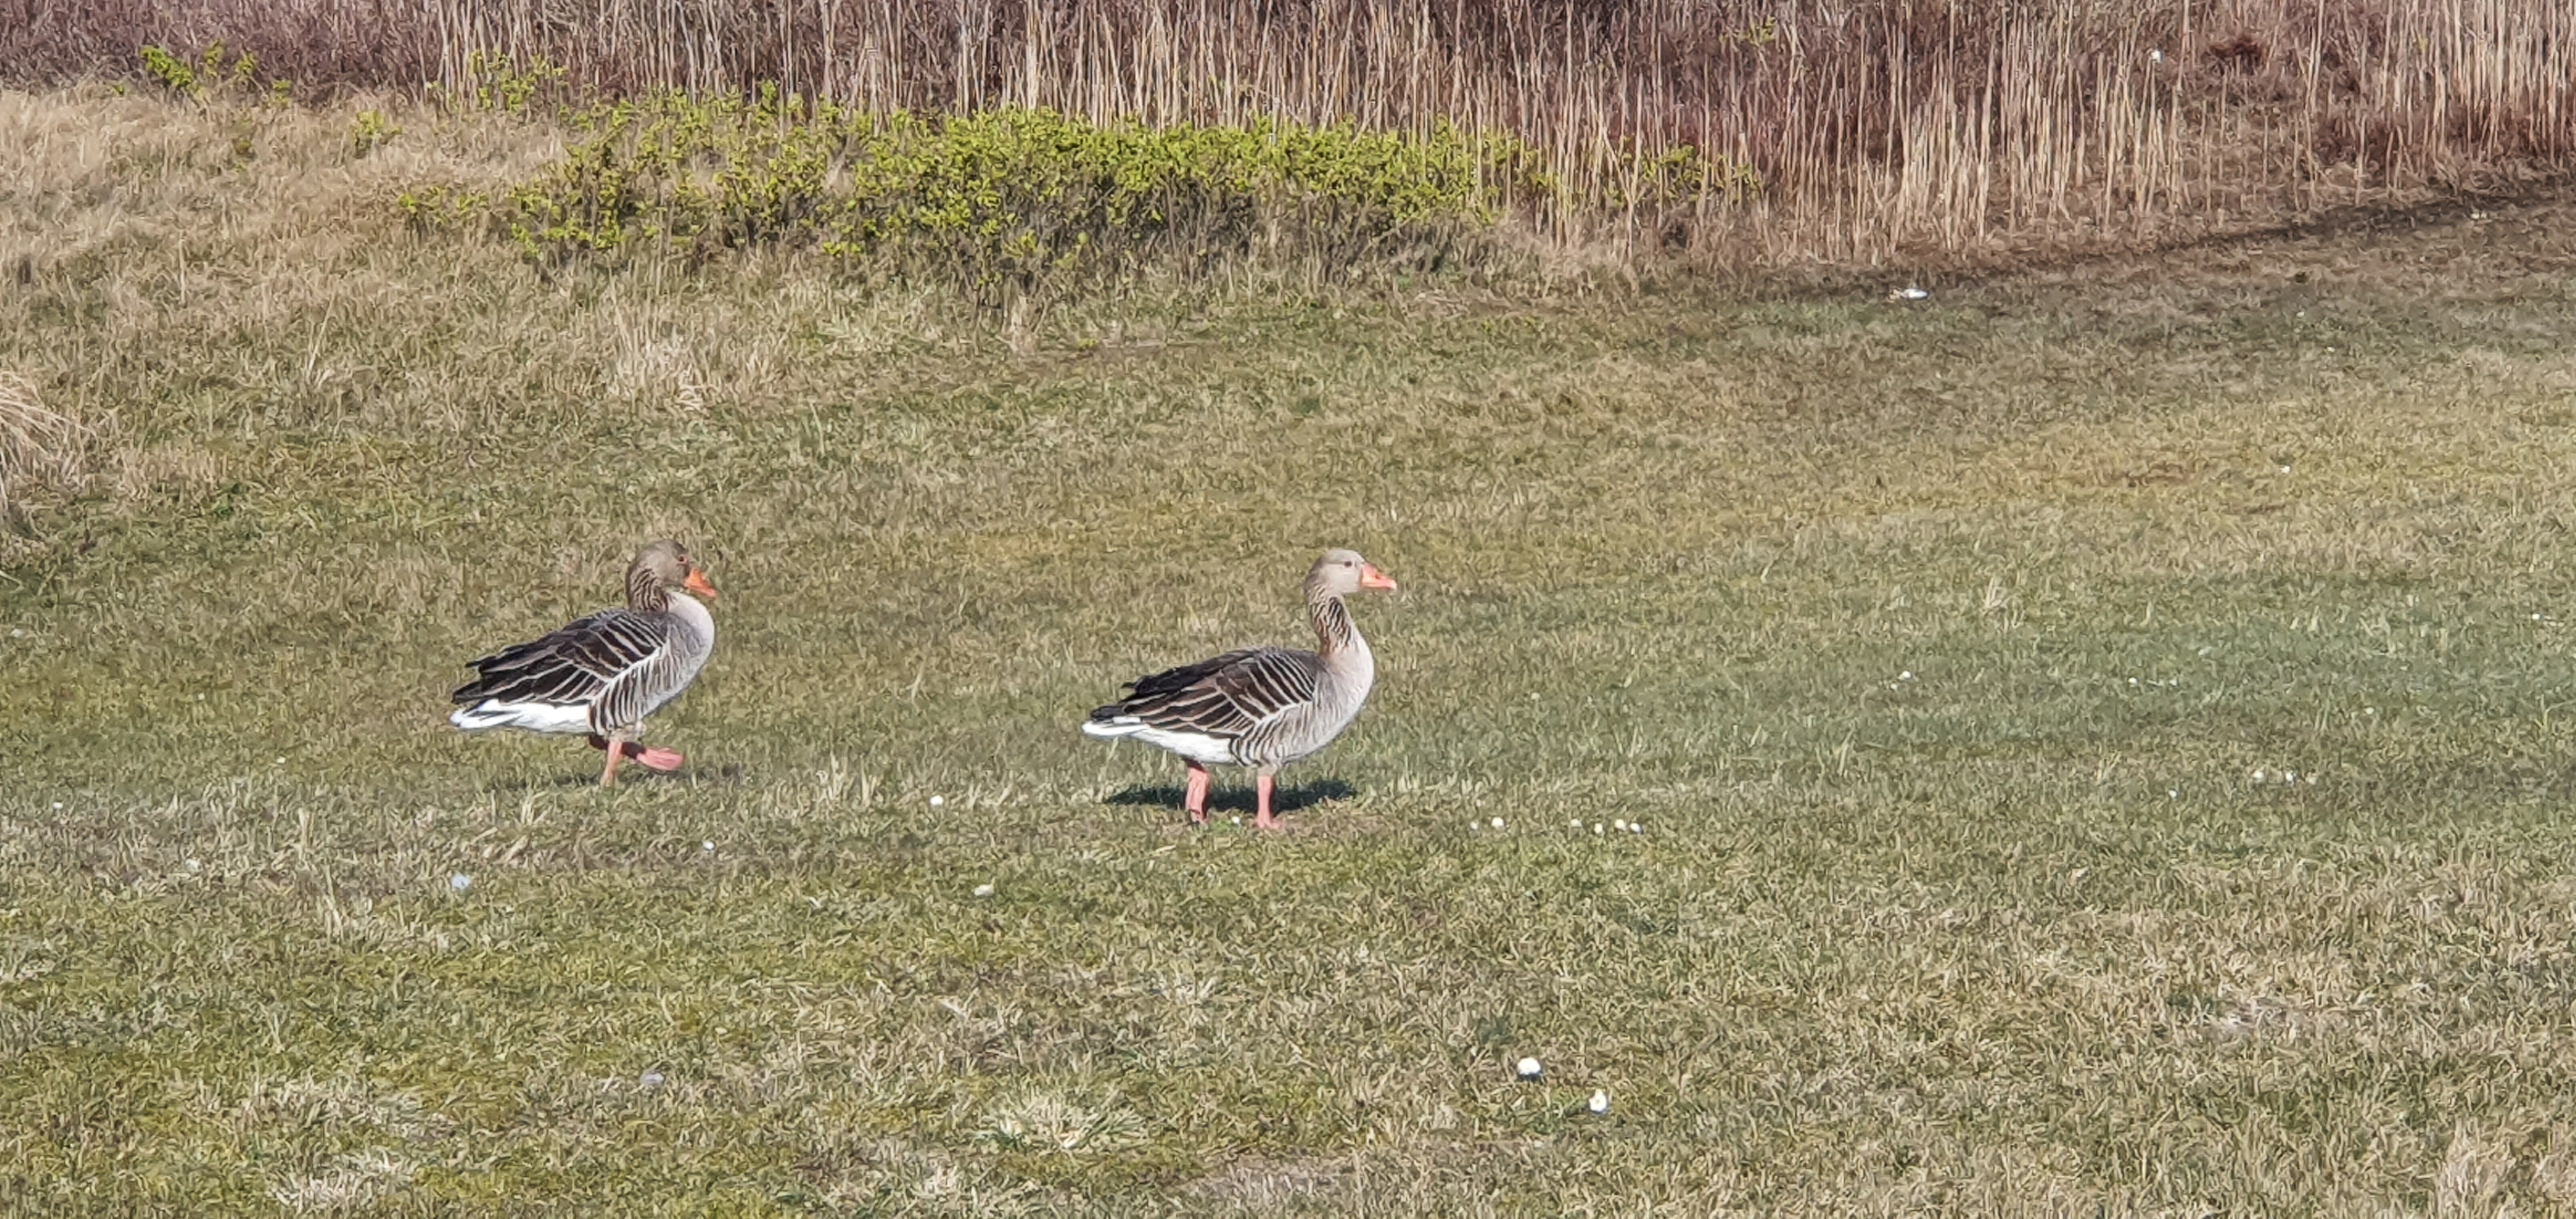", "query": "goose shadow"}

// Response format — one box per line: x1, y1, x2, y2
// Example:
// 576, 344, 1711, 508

1105, 778, 1357, 815
484, 762, 750, 793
